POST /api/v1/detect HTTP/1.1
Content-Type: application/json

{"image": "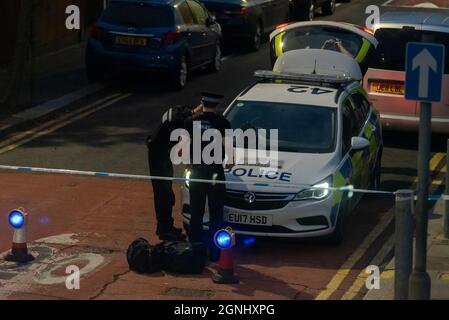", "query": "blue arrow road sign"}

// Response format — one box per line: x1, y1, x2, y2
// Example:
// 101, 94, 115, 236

405, 42, 445, 102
